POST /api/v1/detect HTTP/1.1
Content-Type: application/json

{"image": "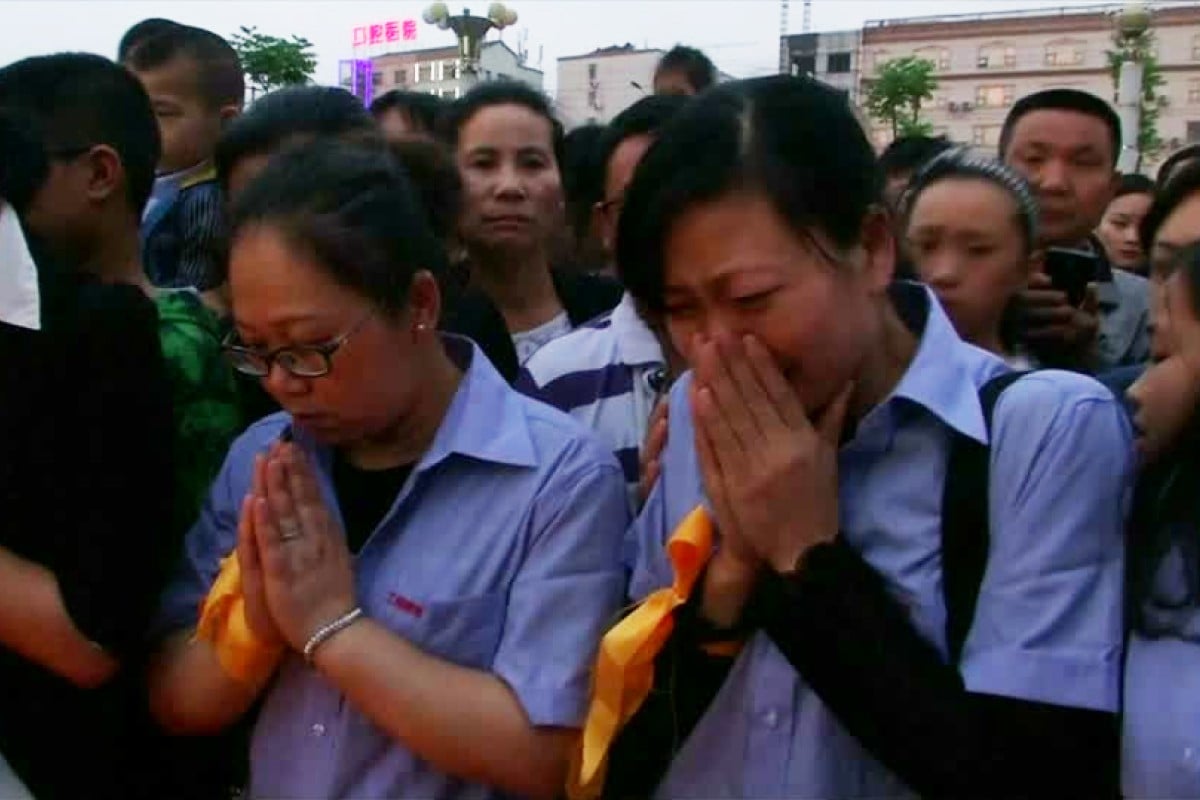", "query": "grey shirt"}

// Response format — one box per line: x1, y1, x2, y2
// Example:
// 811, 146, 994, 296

1096, 264, 1151, 372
